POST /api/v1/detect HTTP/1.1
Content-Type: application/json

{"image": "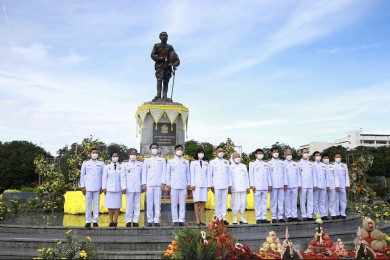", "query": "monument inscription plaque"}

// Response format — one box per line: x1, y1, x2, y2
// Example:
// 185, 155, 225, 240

153, 123, 176, 146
